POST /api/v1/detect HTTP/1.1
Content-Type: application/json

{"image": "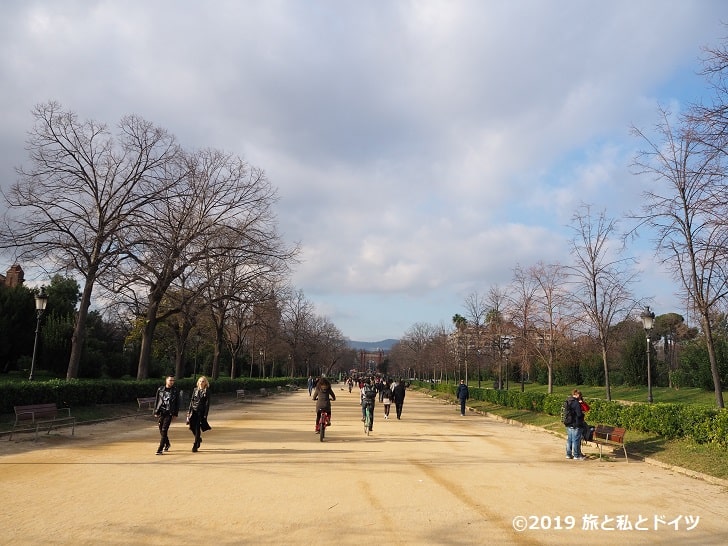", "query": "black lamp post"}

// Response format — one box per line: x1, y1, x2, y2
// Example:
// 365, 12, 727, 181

503, 341, 511, 391
28, 286, 49, 381
640, 306, 655, 403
